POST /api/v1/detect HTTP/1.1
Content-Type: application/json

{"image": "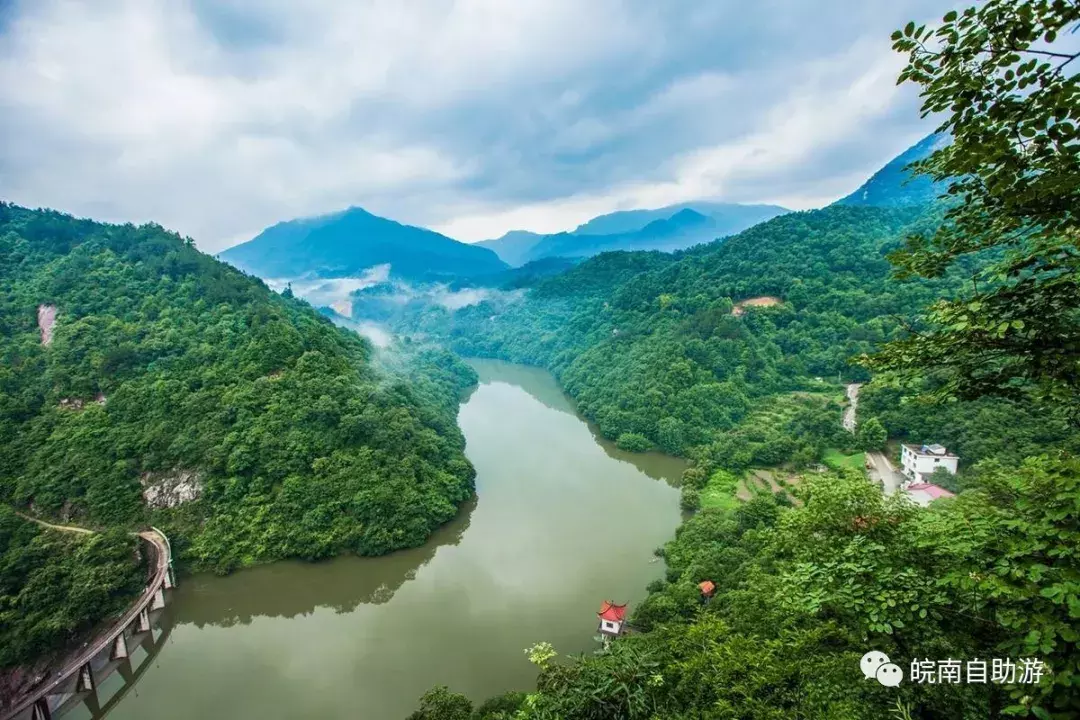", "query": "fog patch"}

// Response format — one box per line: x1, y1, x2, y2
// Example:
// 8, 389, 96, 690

430, 286, 494, 310
351, 280, 524, 318
265, 264, 392, 315
321, 308, 394, 349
